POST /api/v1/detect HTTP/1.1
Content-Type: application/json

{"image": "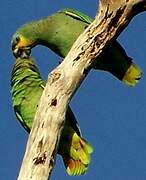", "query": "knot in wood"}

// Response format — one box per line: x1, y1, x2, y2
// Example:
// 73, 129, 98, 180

33, 152, 47, 165
50, 71, 61, 84
51, 98, 57, 106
